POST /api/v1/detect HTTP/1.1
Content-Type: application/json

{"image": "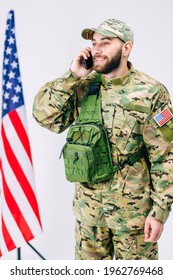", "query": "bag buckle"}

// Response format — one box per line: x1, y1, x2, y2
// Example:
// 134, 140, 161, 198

117, 158, 132, 170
